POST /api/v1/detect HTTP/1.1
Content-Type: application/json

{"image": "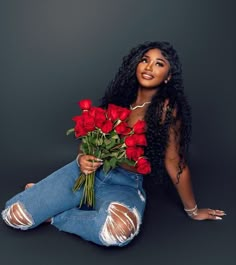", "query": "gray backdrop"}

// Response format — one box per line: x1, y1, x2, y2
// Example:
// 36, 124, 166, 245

0, 1, 235, 265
